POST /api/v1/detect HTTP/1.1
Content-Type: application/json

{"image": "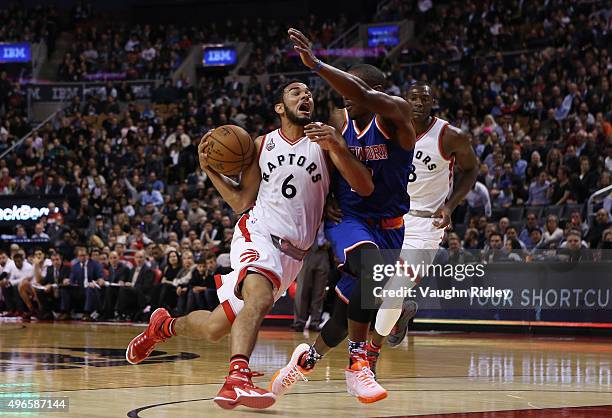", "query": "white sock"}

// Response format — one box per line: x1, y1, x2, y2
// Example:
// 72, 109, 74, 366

374, 307, 403, 336
374, 268, 418, 337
